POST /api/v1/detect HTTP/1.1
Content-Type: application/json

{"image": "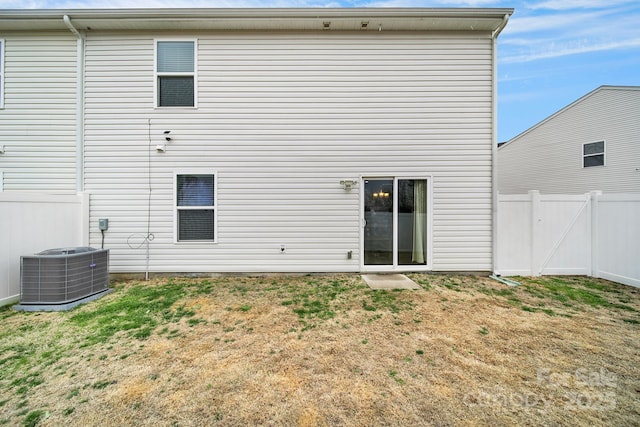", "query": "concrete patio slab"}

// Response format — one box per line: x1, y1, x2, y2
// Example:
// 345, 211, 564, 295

361, 274, 422, 290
